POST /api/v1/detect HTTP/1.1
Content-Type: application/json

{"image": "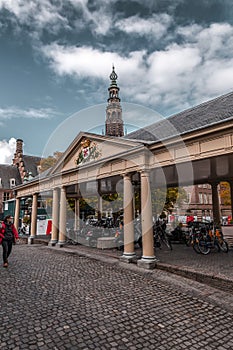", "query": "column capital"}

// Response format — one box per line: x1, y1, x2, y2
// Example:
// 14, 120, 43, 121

122, 172, 132, 178
139, 168, 150, 176
210, 181, 219, 189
